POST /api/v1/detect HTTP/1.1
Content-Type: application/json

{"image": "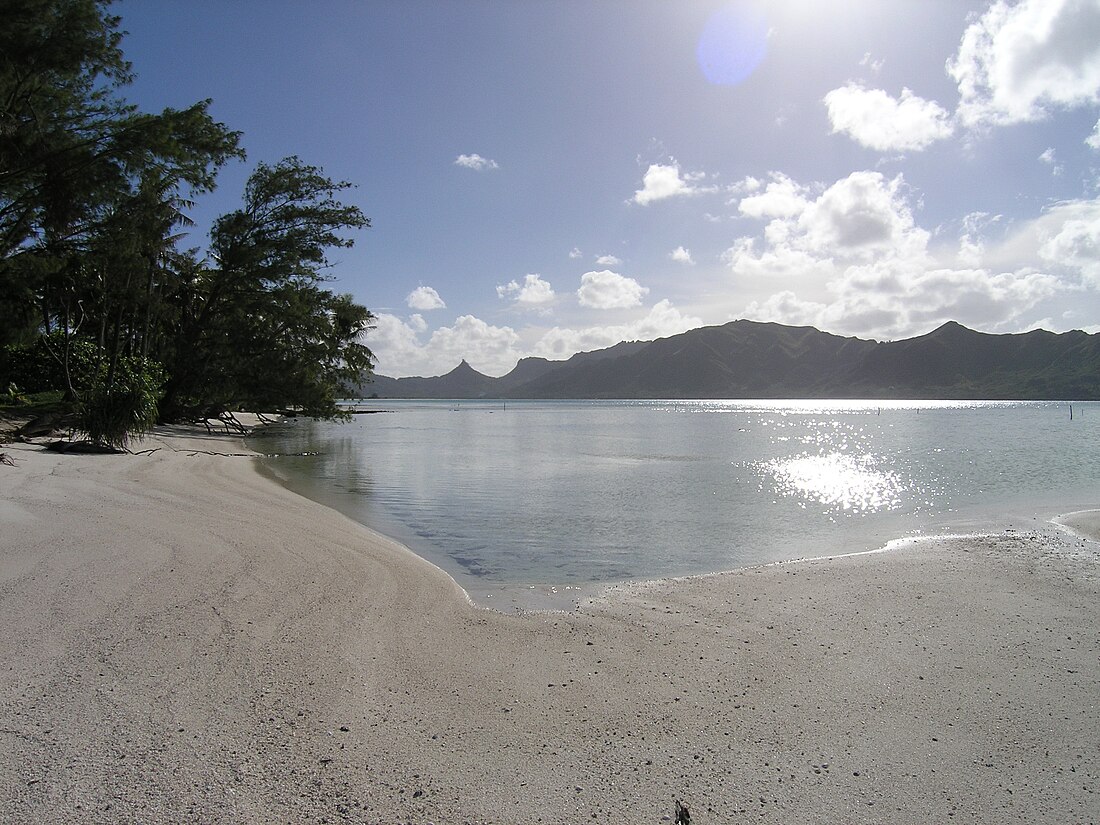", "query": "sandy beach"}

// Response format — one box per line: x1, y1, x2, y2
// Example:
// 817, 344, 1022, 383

1, 425, 1098, 824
